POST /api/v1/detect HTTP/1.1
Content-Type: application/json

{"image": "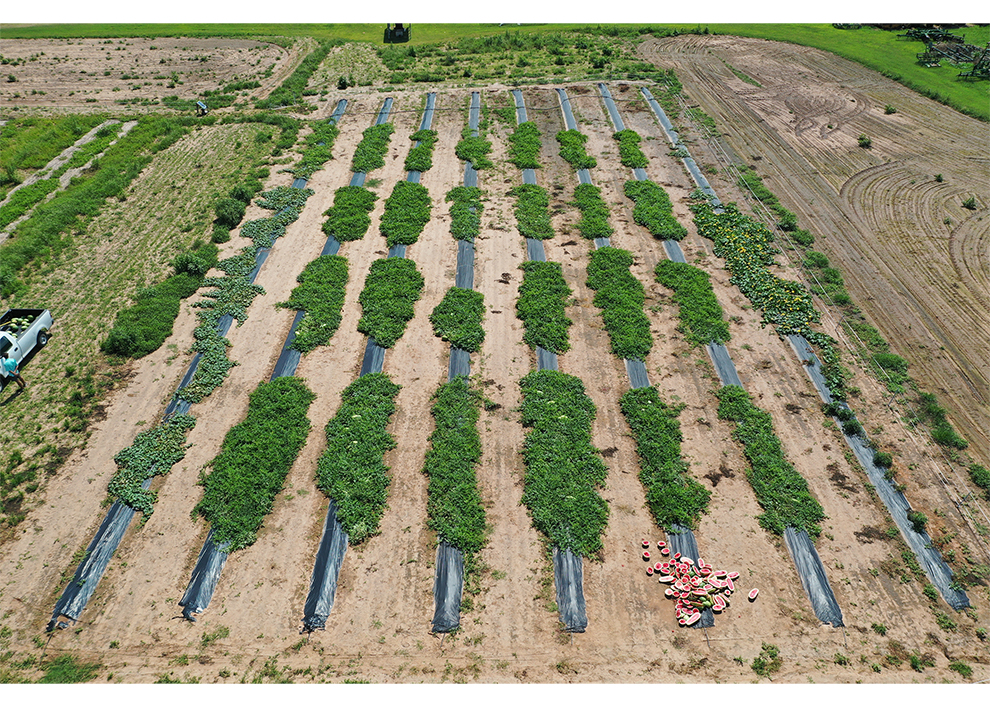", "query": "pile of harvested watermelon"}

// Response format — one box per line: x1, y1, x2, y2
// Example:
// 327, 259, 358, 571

641, 539, 757, 626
